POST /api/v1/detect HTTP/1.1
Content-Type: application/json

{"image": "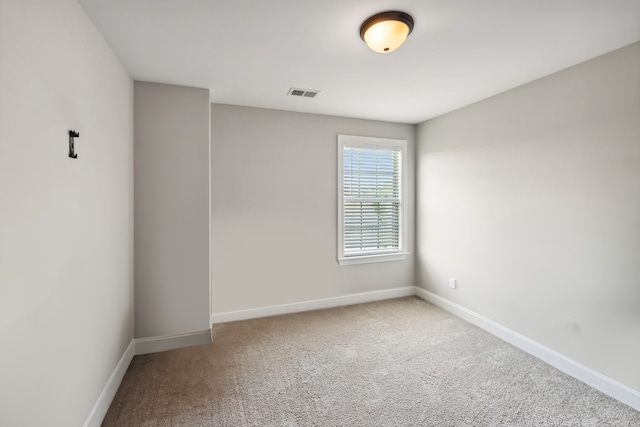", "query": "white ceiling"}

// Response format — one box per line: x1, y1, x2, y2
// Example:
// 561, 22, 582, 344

78, 0, 640, 124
